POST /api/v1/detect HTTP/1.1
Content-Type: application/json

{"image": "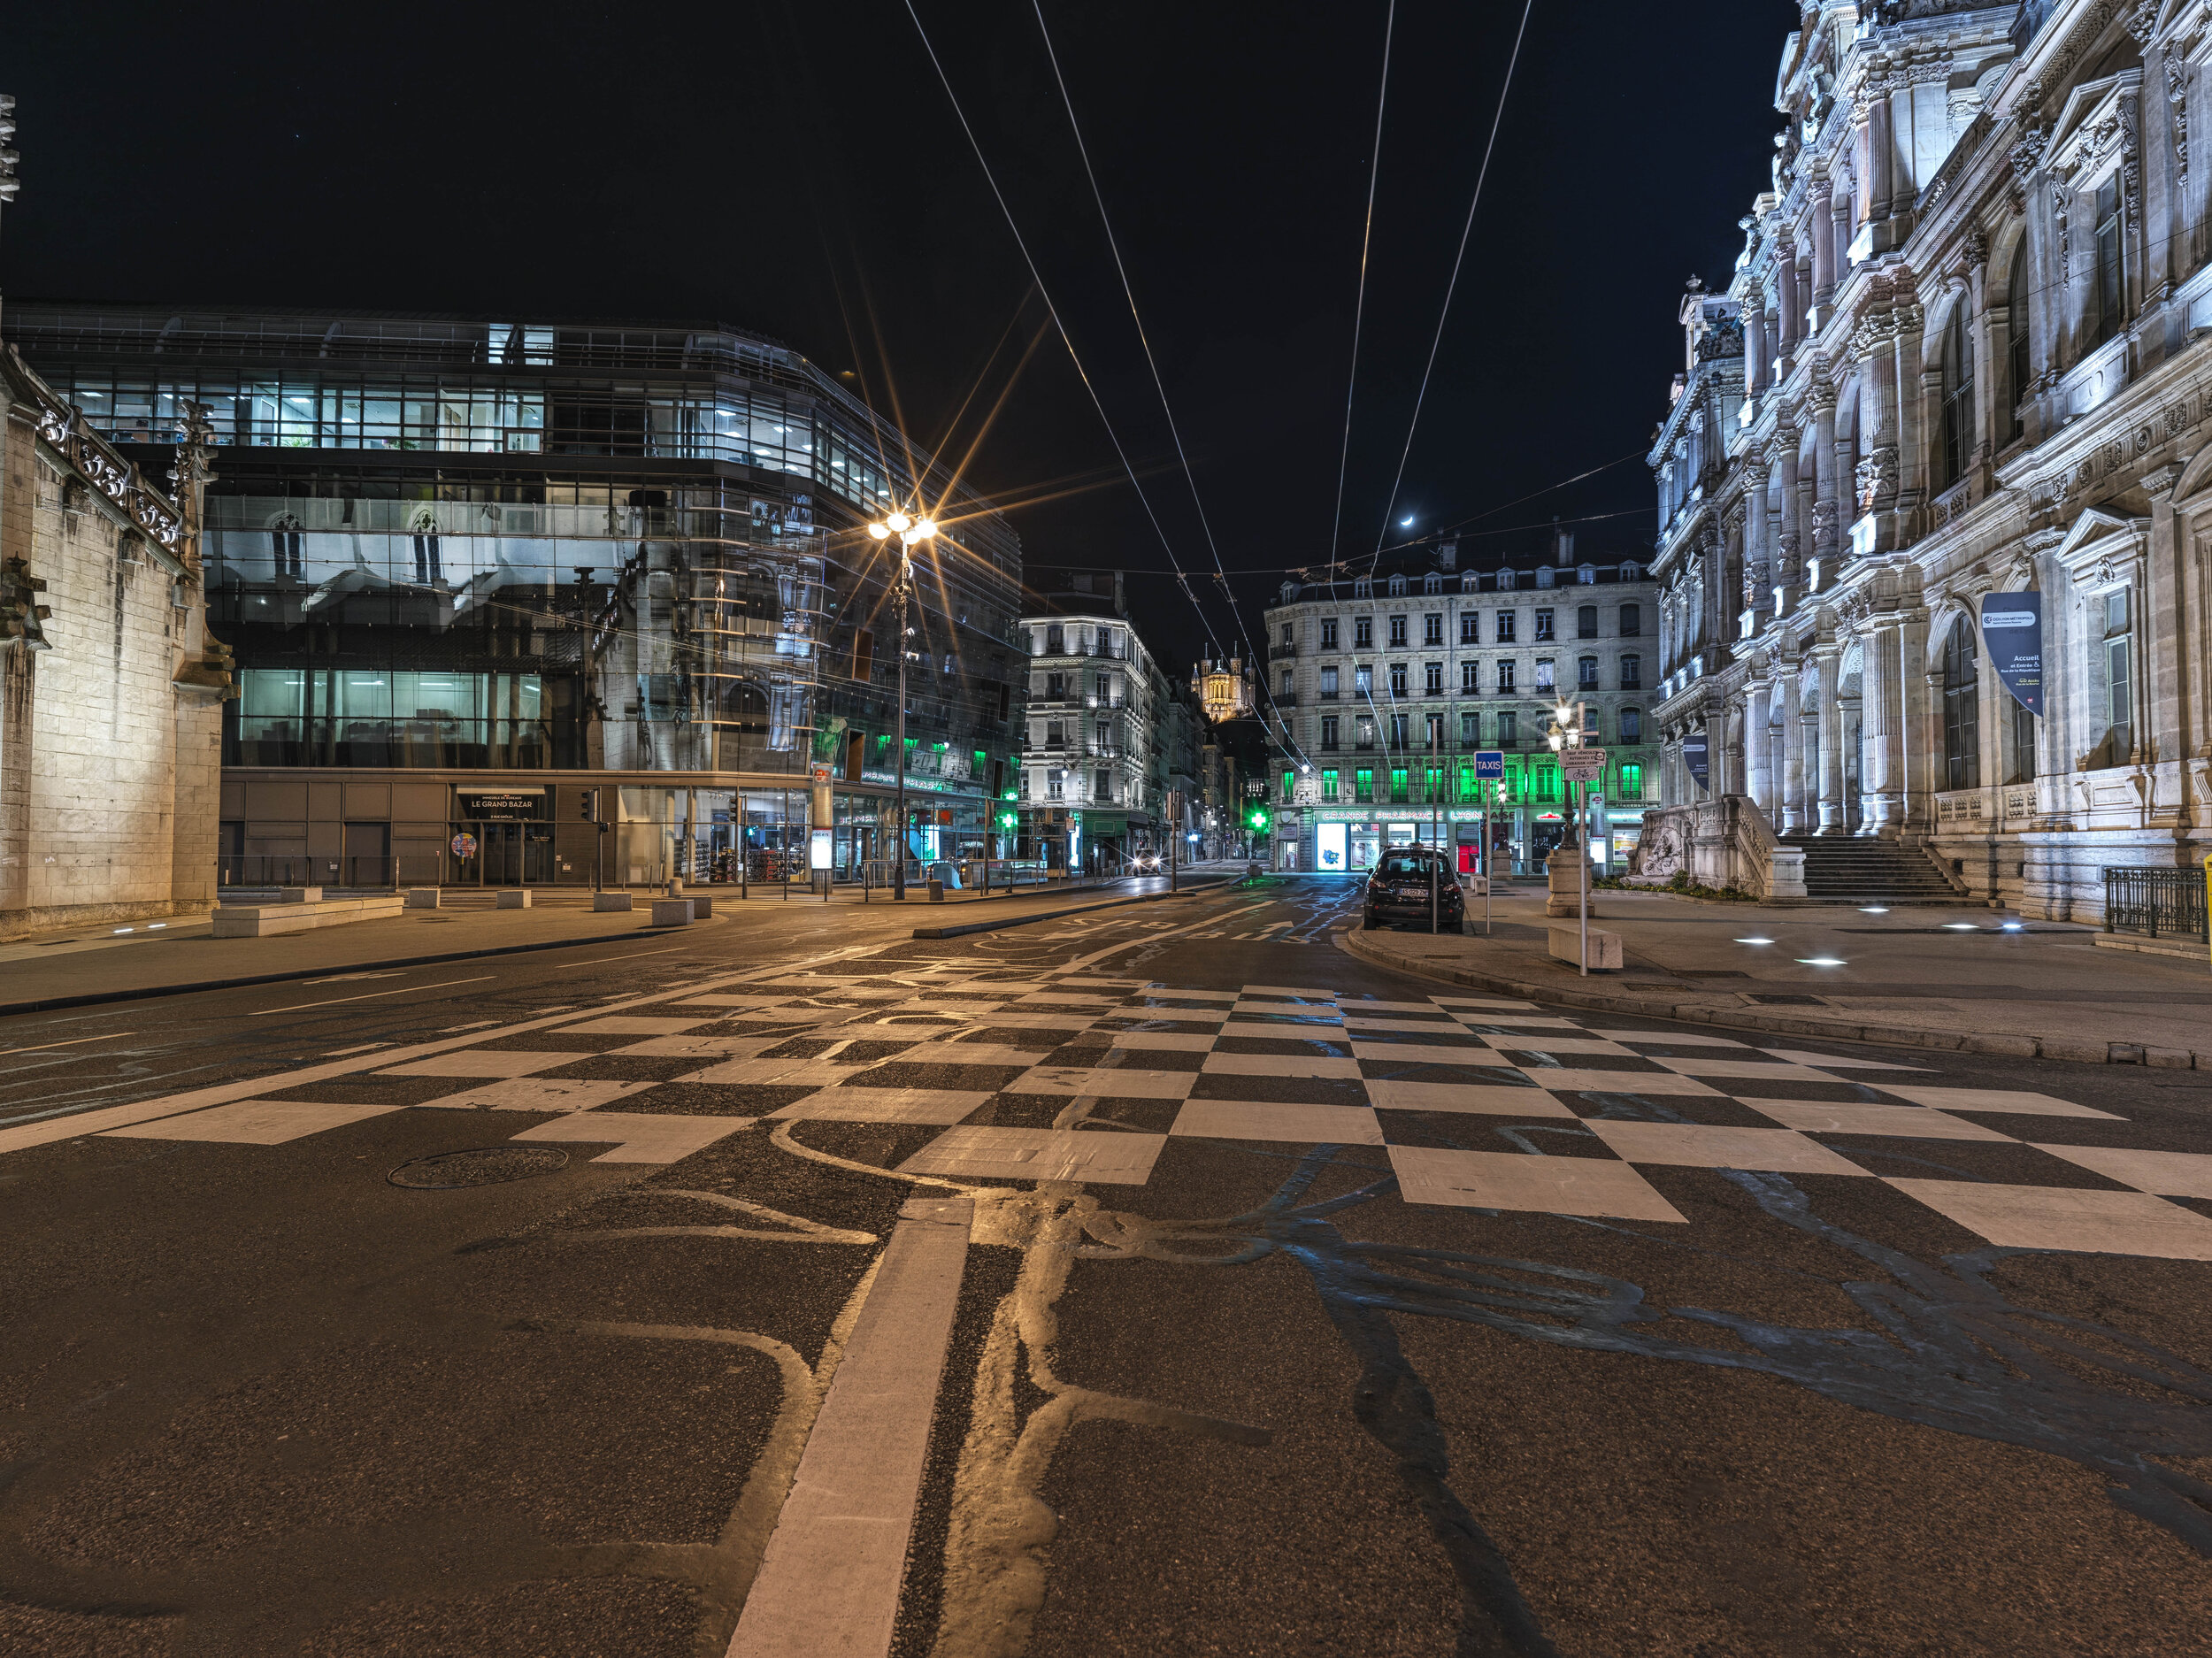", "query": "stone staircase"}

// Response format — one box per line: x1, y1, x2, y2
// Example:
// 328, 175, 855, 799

1778, 833, 1964, 904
